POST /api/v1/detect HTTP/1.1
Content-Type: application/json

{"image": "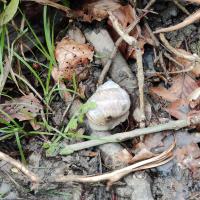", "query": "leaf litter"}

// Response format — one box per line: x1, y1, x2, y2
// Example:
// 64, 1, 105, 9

1, 0, 200, 199
52, 37, 94, 82
0, 93, 43, 122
